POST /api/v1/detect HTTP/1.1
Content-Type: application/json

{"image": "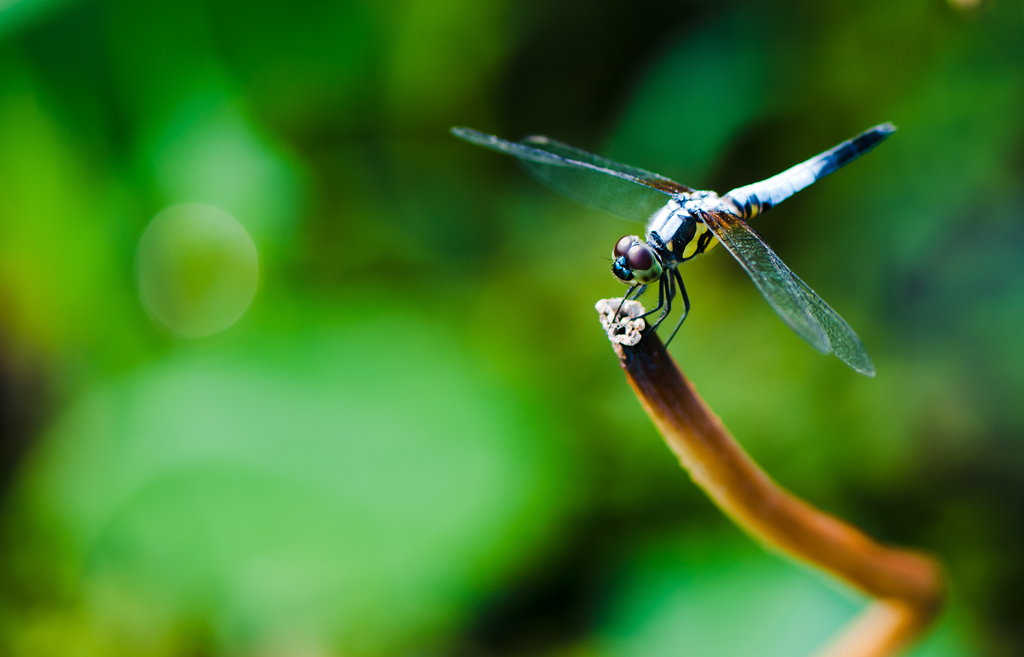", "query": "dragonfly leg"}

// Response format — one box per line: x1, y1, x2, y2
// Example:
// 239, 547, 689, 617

663, 269, 691, 347
614, 285, 640, 320
649, 271, 675, 331
636, 277, 665, 321
628, 284, 648, 301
